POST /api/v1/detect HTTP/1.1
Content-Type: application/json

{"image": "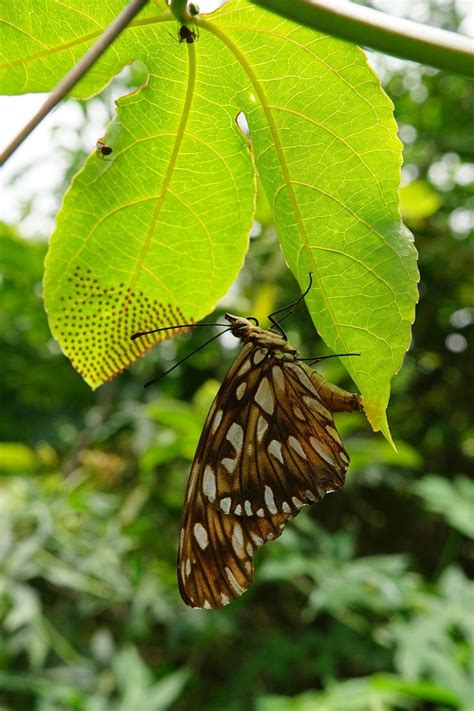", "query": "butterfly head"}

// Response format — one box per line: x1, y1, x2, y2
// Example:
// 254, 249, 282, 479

224, 313, 260, 340
224, 313, 293, 355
